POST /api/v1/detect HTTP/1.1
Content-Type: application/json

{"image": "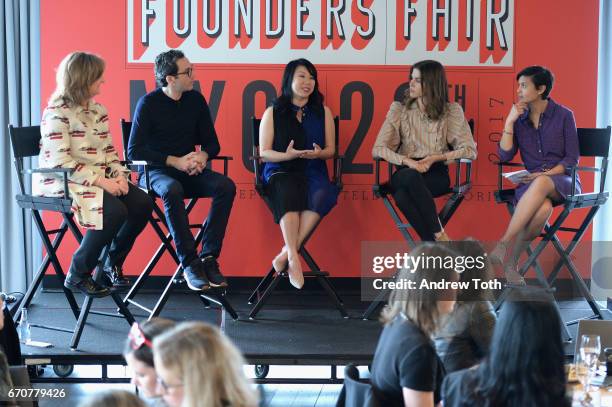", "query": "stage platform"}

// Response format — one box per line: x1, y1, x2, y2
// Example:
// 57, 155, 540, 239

18, 288, 598, 383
